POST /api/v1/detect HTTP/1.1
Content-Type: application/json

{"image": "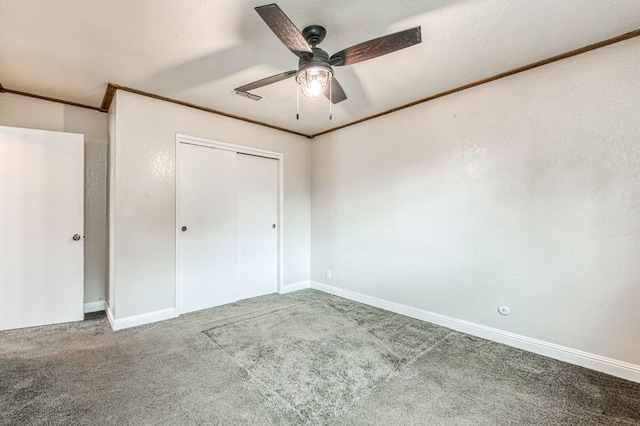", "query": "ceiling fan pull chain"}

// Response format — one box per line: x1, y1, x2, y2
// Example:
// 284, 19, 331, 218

296, 85, 300, 120
329, 79, 333, 120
